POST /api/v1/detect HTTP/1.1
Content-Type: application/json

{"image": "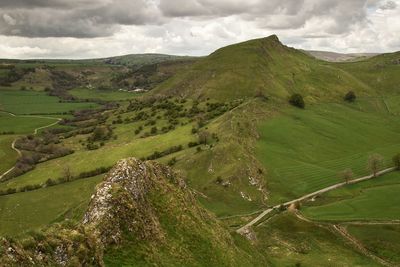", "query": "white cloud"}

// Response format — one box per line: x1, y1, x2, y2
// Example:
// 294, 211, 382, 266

0, 0, 399, 58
